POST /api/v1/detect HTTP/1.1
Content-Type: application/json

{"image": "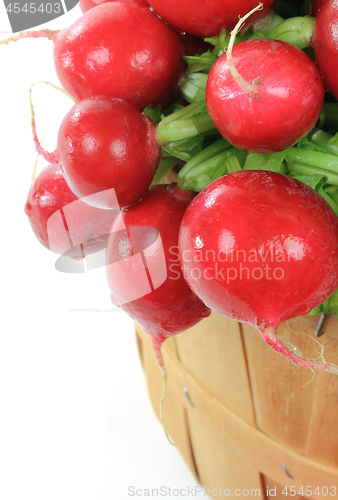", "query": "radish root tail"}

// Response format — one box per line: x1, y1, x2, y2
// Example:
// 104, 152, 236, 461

227, 3, 263, 98
150, 335, 176, 445
31, 131, 46, 183
285, 321, 326, 362
0, 29, 59, 45
260, 326, 338, 375
29, 81, 77, 165
159, 366, 175, 446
